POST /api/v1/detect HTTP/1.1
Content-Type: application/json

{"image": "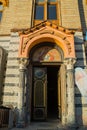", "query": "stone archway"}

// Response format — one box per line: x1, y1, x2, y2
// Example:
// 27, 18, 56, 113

18, 21, 75, 59
17, 21, 76, 128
